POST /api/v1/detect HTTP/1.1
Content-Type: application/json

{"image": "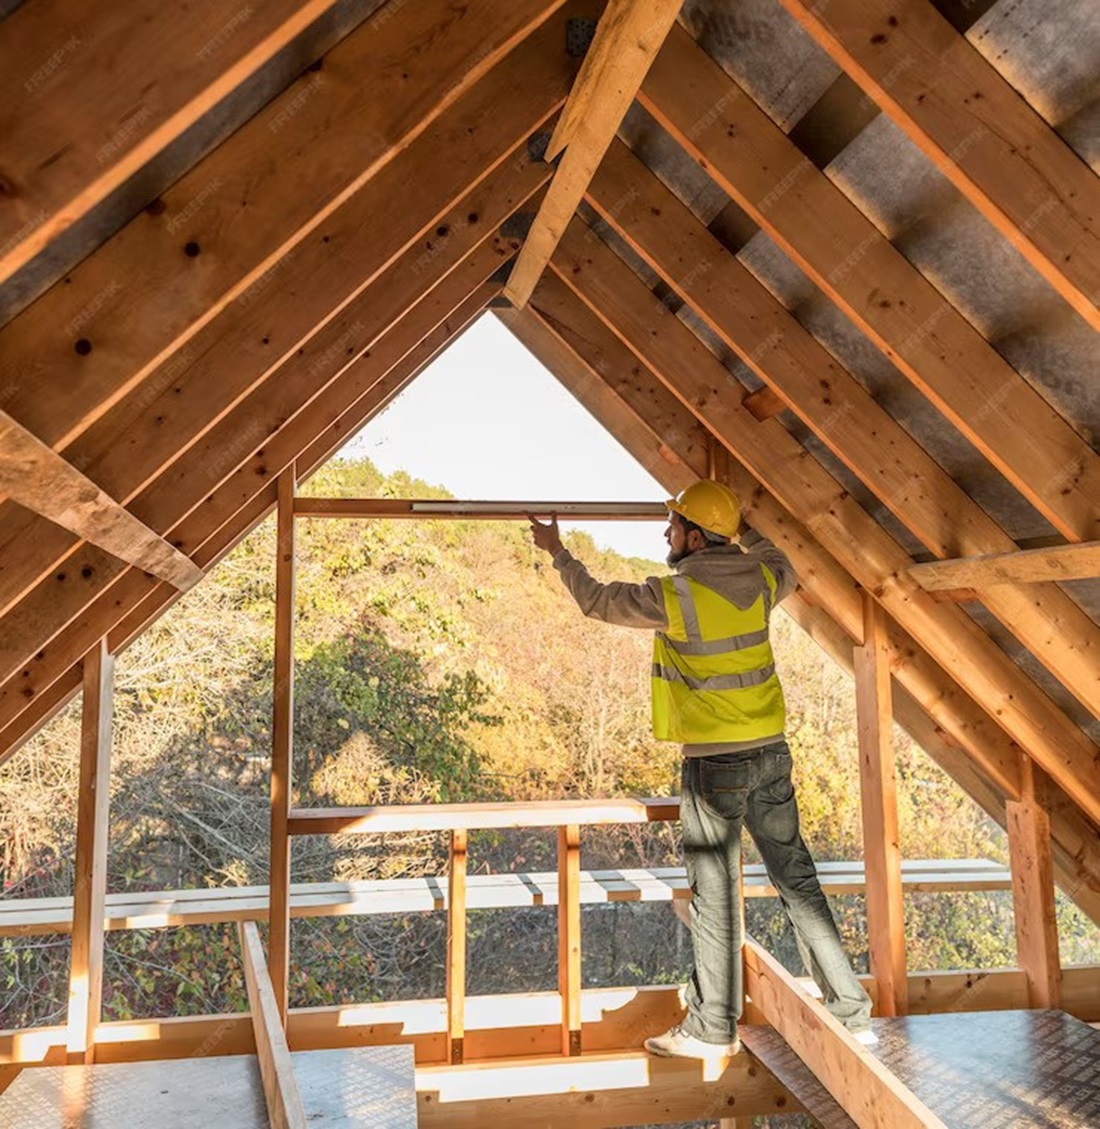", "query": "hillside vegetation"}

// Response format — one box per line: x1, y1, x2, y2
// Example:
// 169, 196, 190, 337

1, 458, 1095, 1030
